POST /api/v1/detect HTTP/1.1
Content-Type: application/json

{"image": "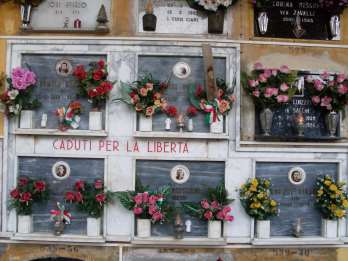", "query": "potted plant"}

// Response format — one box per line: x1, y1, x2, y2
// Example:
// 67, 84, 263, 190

55, 101, 82, 131
73, 60, 113, 131
319, 0, 348, 39
305, 72, 348, 137
9, 176, 49, 234
116, 183, 172, 238
239, 178, 279, 239
143, 0, 157, 31
164, 105, 177, 131
0, 67, 41, 128
186, 0, 238, 34
186, 105, 198, 132
253, 0, 271, 35
189, 79, 236, 134
242, 63, 297, 136
0, 0, 45, 30
182, 183, 234, 239
315, 175, 348, 238
115, 74, 169, 132
50, 202, 72, 236
64, 179, 115, 237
